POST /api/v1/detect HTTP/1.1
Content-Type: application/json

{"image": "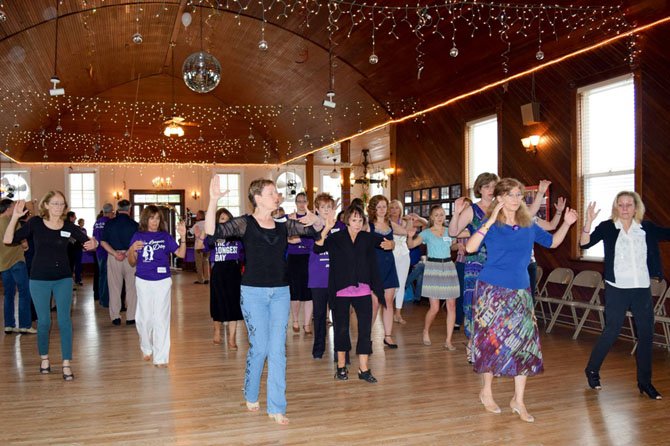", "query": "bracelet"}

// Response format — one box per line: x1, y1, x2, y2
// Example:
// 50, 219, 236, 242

476, 228, 487, 237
